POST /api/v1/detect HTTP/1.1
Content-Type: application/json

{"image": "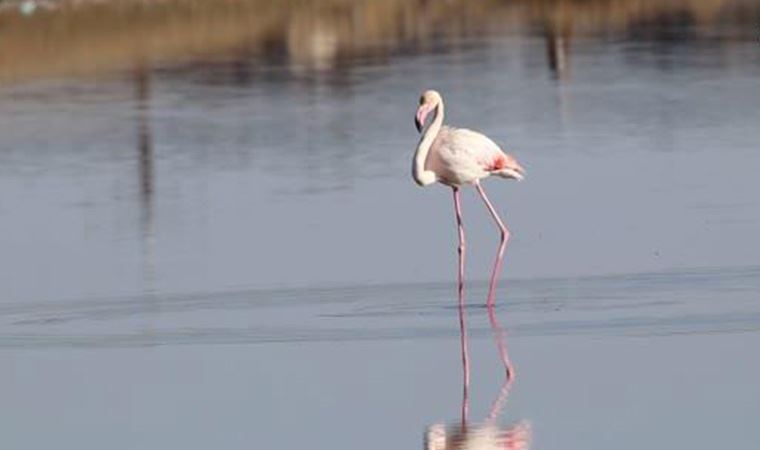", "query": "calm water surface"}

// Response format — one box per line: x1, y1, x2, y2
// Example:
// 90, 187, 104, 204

1, 1, 759, 448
